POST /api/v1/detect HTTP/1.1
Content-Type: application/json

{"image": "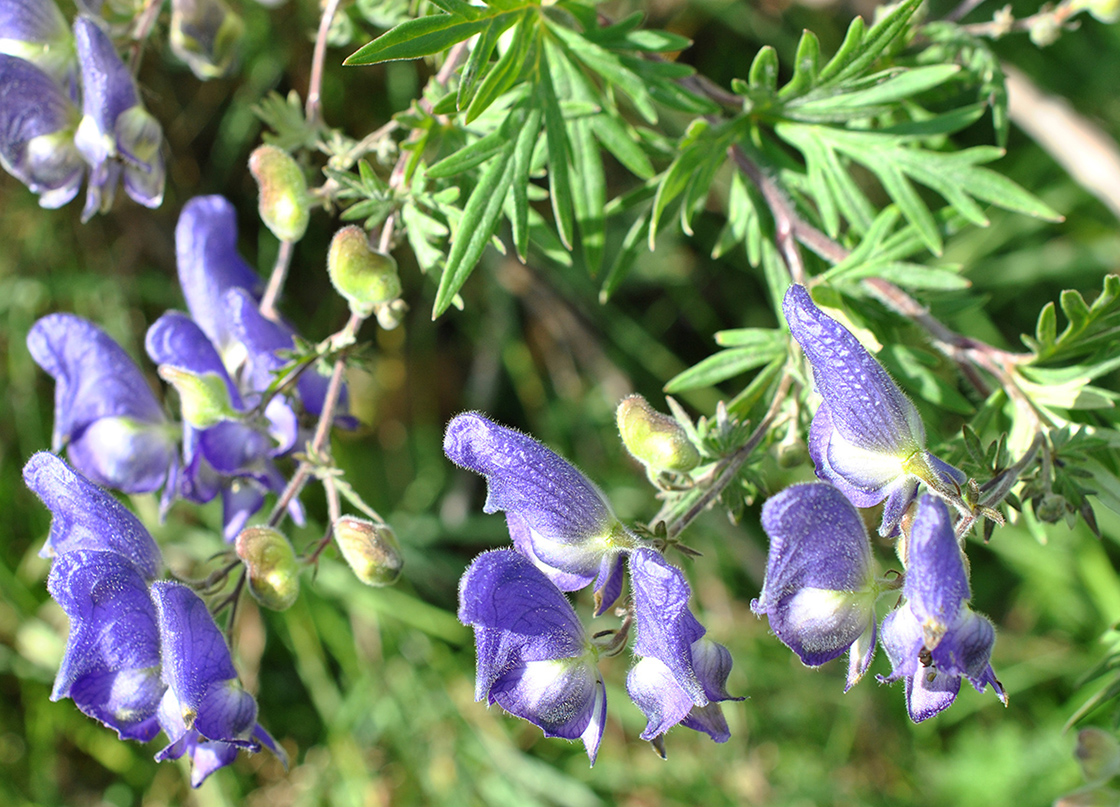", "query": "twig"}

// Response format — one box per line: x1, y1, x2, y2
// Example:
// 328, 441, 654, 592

259, 238, 295, 321
729, 145, 806, 285
306, 0, 345, 128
